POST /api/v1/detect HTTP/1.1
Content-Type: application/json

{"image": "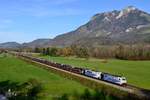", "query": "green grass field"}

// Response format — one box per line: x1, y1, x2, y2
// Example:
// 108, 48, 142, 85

40, 56, 150, 90
0, 54, 89, 100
